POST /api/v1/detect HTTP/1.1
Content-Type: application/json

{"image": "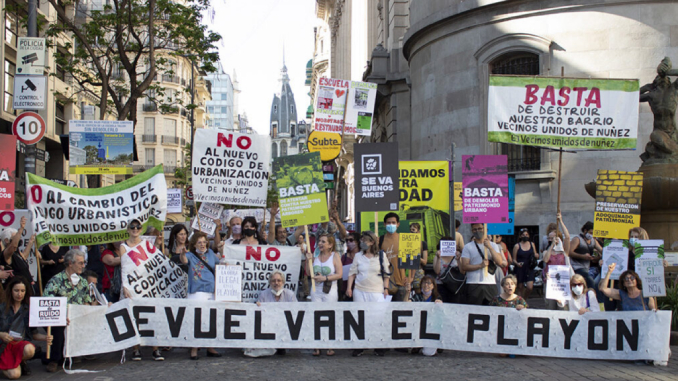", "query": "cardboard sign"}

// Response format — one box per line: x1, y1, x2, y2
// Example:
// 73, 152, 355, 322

273, 152, 329, 228
68, 120, 134, 175
313, 78, 349, 134
215, 265, 242, 302
594, 170, 643, 239
398, 233, 421, 270
462, 155, 509, 224
545, 265, 571, 300
0, 135, 16, 210
638, 258, 665, 297
120, 240, 187, 298
487, 76, 639, 150
29, 297, 67, 327
192, 129, 271, 206
346, 81, 377, 136
440, 240, 457, 257
601, 239, 628, 280
167, 188, 182, 214
354, 143, 399, 212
